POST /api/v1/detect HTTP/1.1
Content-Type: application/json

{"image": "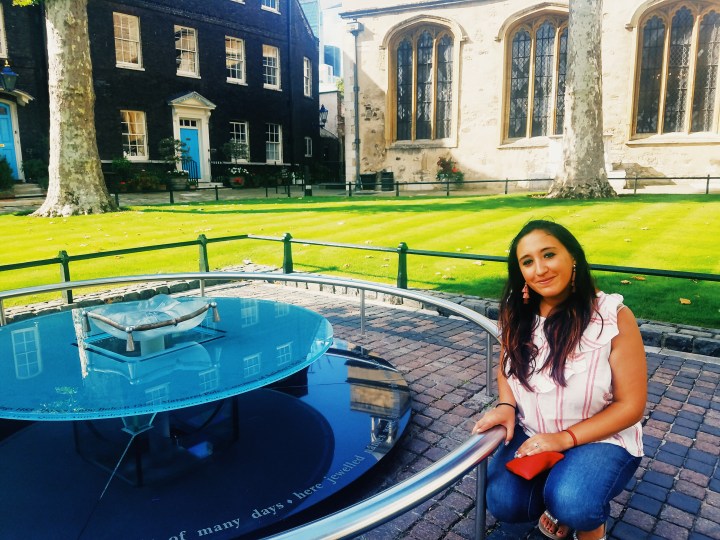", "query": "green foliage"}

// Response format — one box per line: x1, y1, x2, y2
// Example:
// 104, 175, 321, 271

21, 159, 49, 189
0, 157, 14, 190
110, 157, 136, 181
158, 138, 188, 165
222, 140, 249, 162
436, 157, 464, 184
12, 0, 39, 6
